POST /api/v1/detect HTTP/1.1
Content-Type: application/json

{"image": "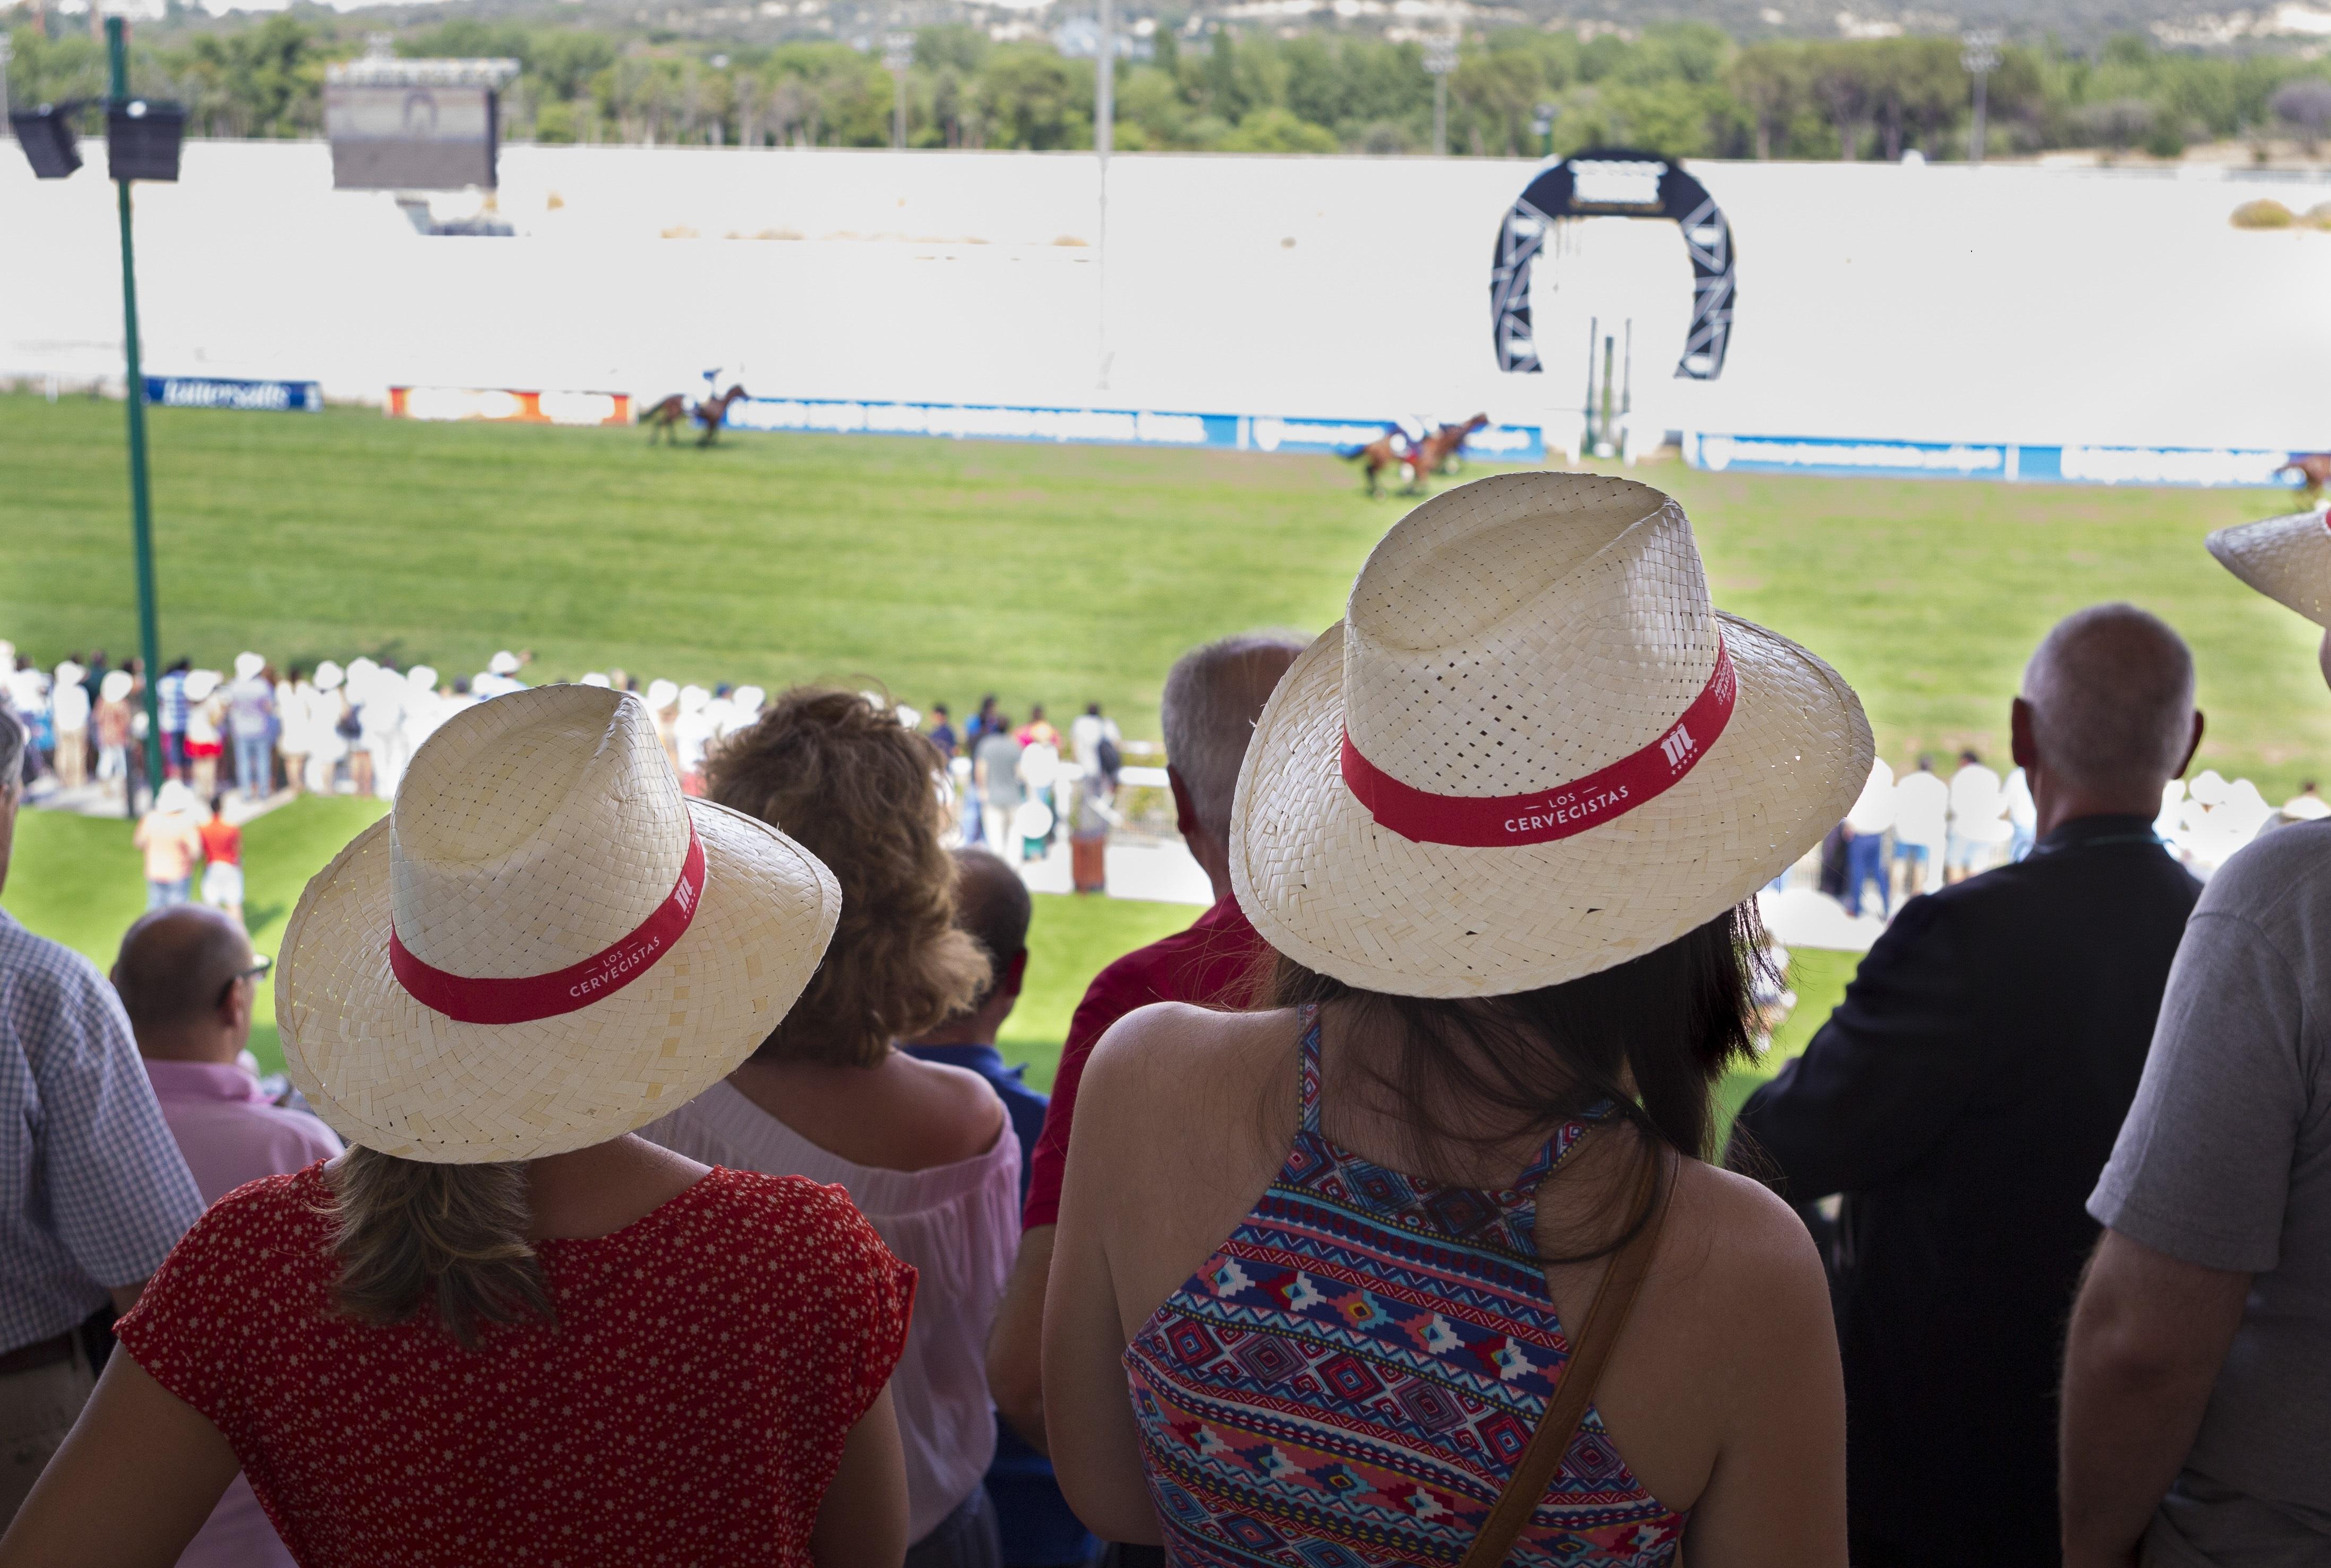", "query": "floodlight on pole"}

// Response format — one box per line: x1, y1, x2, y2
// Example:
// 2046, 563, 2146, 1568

883, 32, 914, 149
10, 21, 184, 806
8, 104, 83, 177
1961, 29, 2001, 166
1423, 33, 1459, 158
